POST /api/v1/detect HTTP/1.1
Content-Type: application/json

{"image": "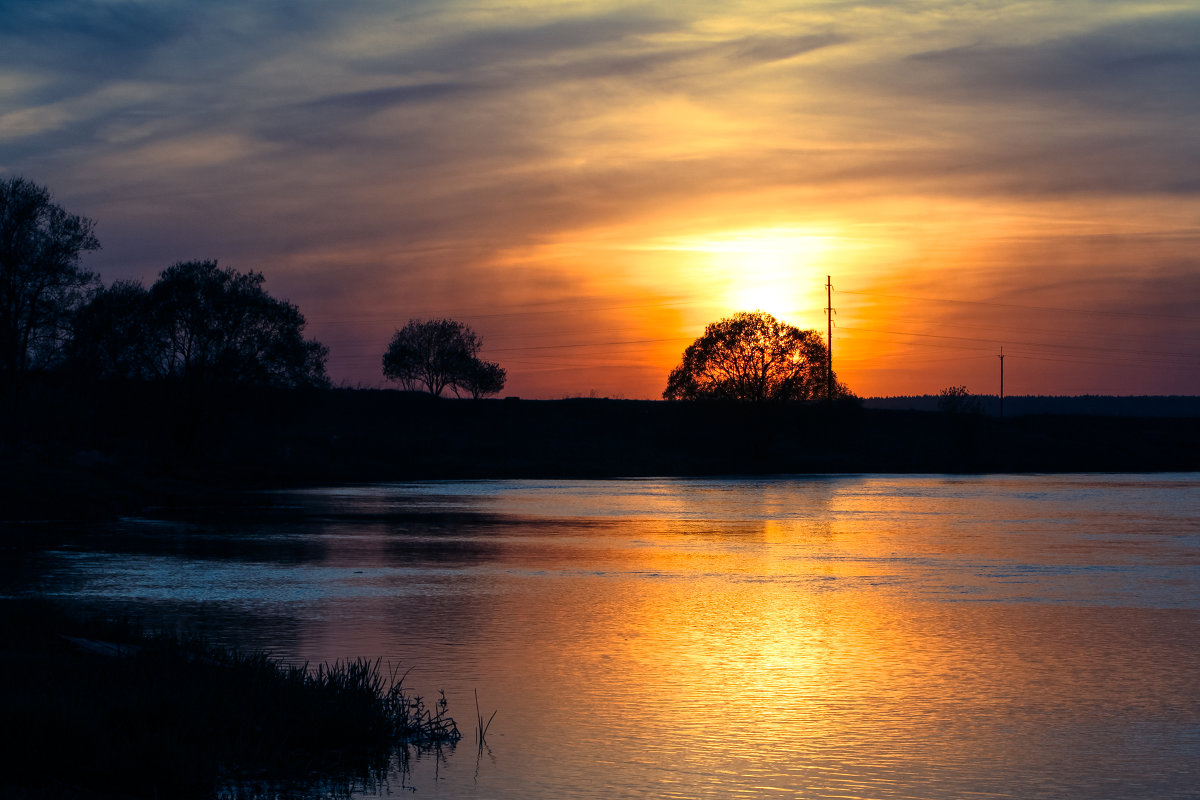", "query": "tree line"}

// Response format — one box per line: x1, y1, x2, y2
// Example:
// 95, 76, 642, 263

0, 176, 507, 398
4, 175, 851, 404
